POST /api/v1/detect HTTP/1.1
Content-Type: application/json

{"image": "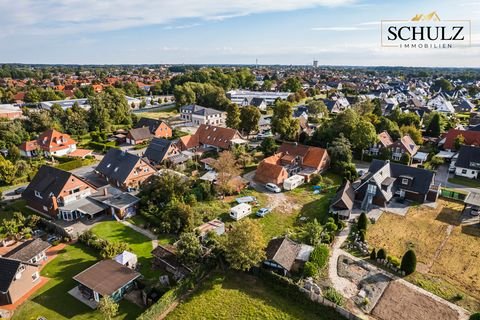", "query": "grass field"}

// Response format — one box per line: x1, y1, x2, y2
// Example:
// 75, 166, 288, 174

166, 272, 340, 320
12, 243, 142, 320
90, 221, 173, 283
367, 200, 480, 312
448, 176, 480, 188
135, 106, 178, 120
